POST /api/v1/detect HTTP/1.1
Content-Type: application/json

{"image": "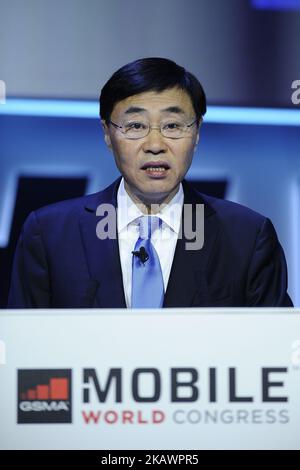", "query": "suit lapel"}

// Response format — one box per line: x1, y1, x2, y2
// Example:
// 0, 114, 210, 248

163, 181, 220, 307
79, 178, 126, 308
